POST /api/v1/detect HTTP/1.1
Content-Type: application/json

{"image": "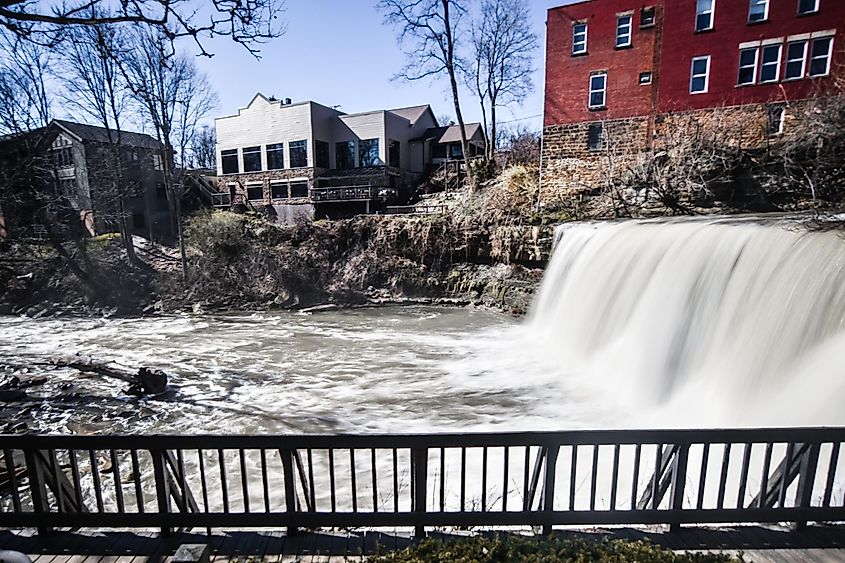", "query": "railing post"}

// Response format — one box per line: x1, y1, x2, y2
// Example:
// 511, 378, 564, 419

794, 442, 821, 530
24, 450, 52, 536
541, 445, 559, 536
412, 447, 428, 540
669, 444, 689, 533
151, 449, 172, 537
281, 448, 299, 536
